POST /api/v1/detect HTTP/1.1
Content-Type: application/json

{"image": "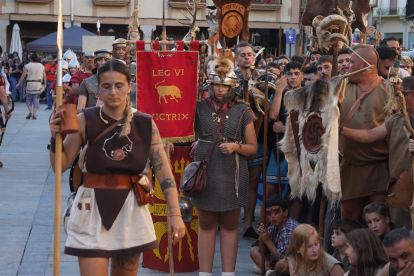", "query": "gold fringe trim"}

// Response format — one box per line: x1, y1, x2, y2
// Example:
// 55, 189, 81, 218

161, 135, 196, 144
